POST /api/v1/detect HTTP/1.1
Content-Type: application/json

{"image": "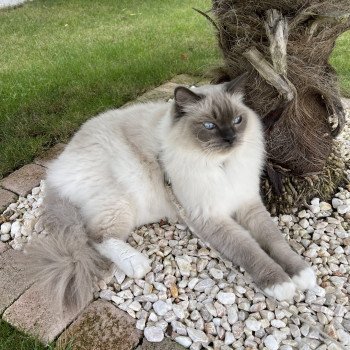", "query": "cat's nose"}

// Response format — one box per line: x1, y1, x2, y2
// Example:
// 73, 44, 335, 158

223, 134, 235, 144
